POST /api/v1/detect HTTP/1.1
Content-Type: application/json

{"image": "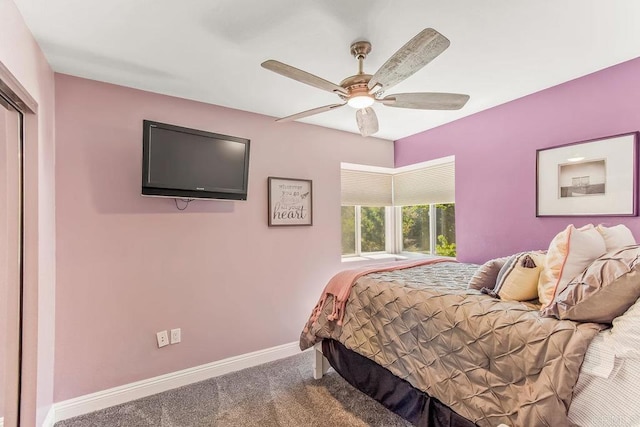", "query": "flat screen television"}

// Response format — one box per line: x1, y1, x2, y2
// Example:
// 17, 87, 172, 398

142, 120, 250, 200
